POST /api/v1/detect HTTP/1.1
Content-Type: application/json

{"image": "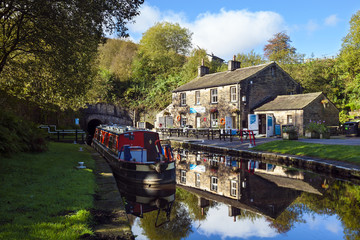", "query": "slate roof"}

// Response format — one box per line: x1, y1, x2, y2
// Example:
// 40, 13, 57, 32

254, 92, 323, 111
173, 62, 275, 92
